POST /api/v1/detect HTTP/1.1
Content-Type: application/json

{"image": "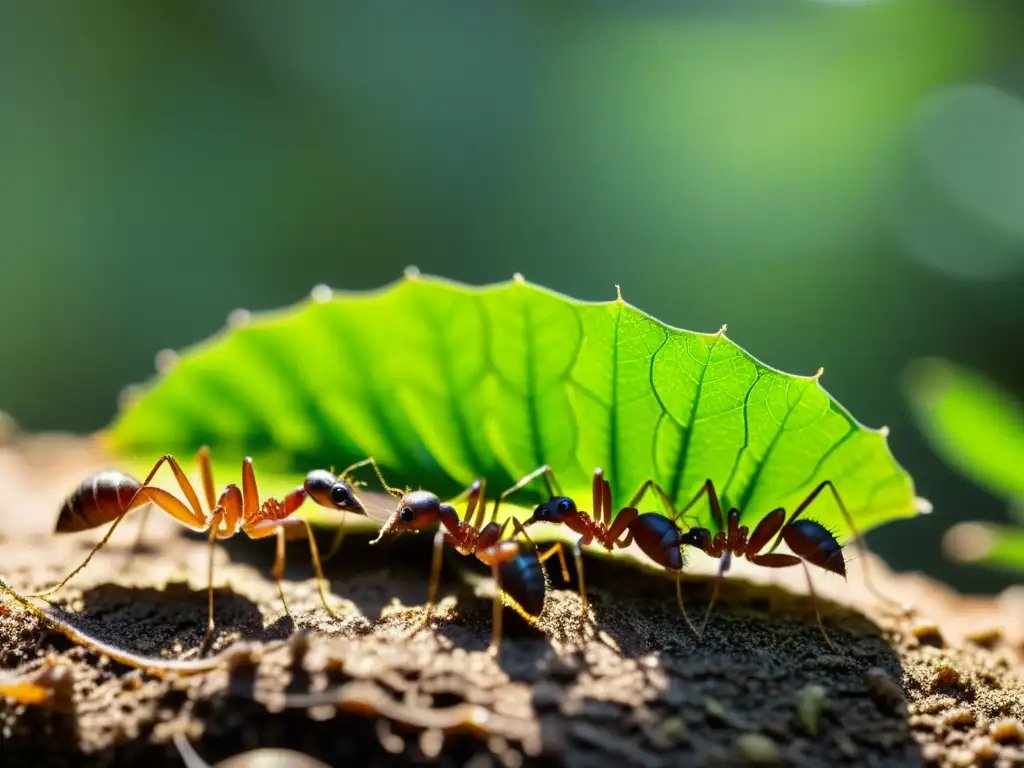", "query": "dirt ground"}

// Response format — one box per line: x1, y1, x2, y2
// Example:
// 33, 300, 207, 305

1, 434, 1024, 767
